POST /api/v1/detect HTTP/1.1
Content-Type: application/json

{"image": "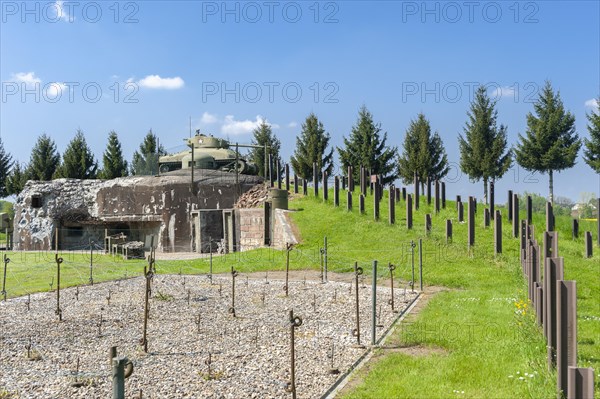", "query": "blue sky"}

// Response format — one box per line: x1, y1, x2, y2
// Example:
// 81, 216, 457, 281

1, 0, 599, 202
